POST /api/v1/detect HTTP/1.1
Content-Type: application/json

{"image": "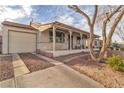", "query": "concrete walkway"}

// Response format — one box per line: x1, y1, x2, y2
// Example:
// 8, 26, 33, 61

64, 54, 89, 62
0, 54, 104, 88
15, 64, 104, 88
12, 54, 30, 77
0, 78, 15, 88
